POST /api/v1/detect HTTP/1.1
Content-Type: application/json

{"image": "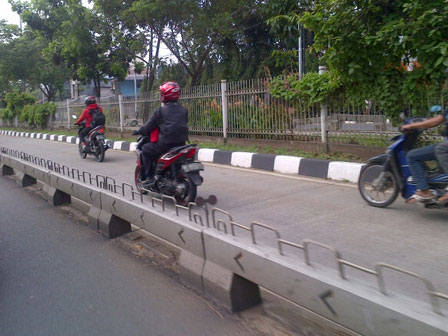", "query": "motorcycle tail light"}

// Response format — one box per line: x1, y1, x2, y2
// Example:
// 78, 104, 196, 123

99, 126, 105, 133
186, 147, 197, 158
